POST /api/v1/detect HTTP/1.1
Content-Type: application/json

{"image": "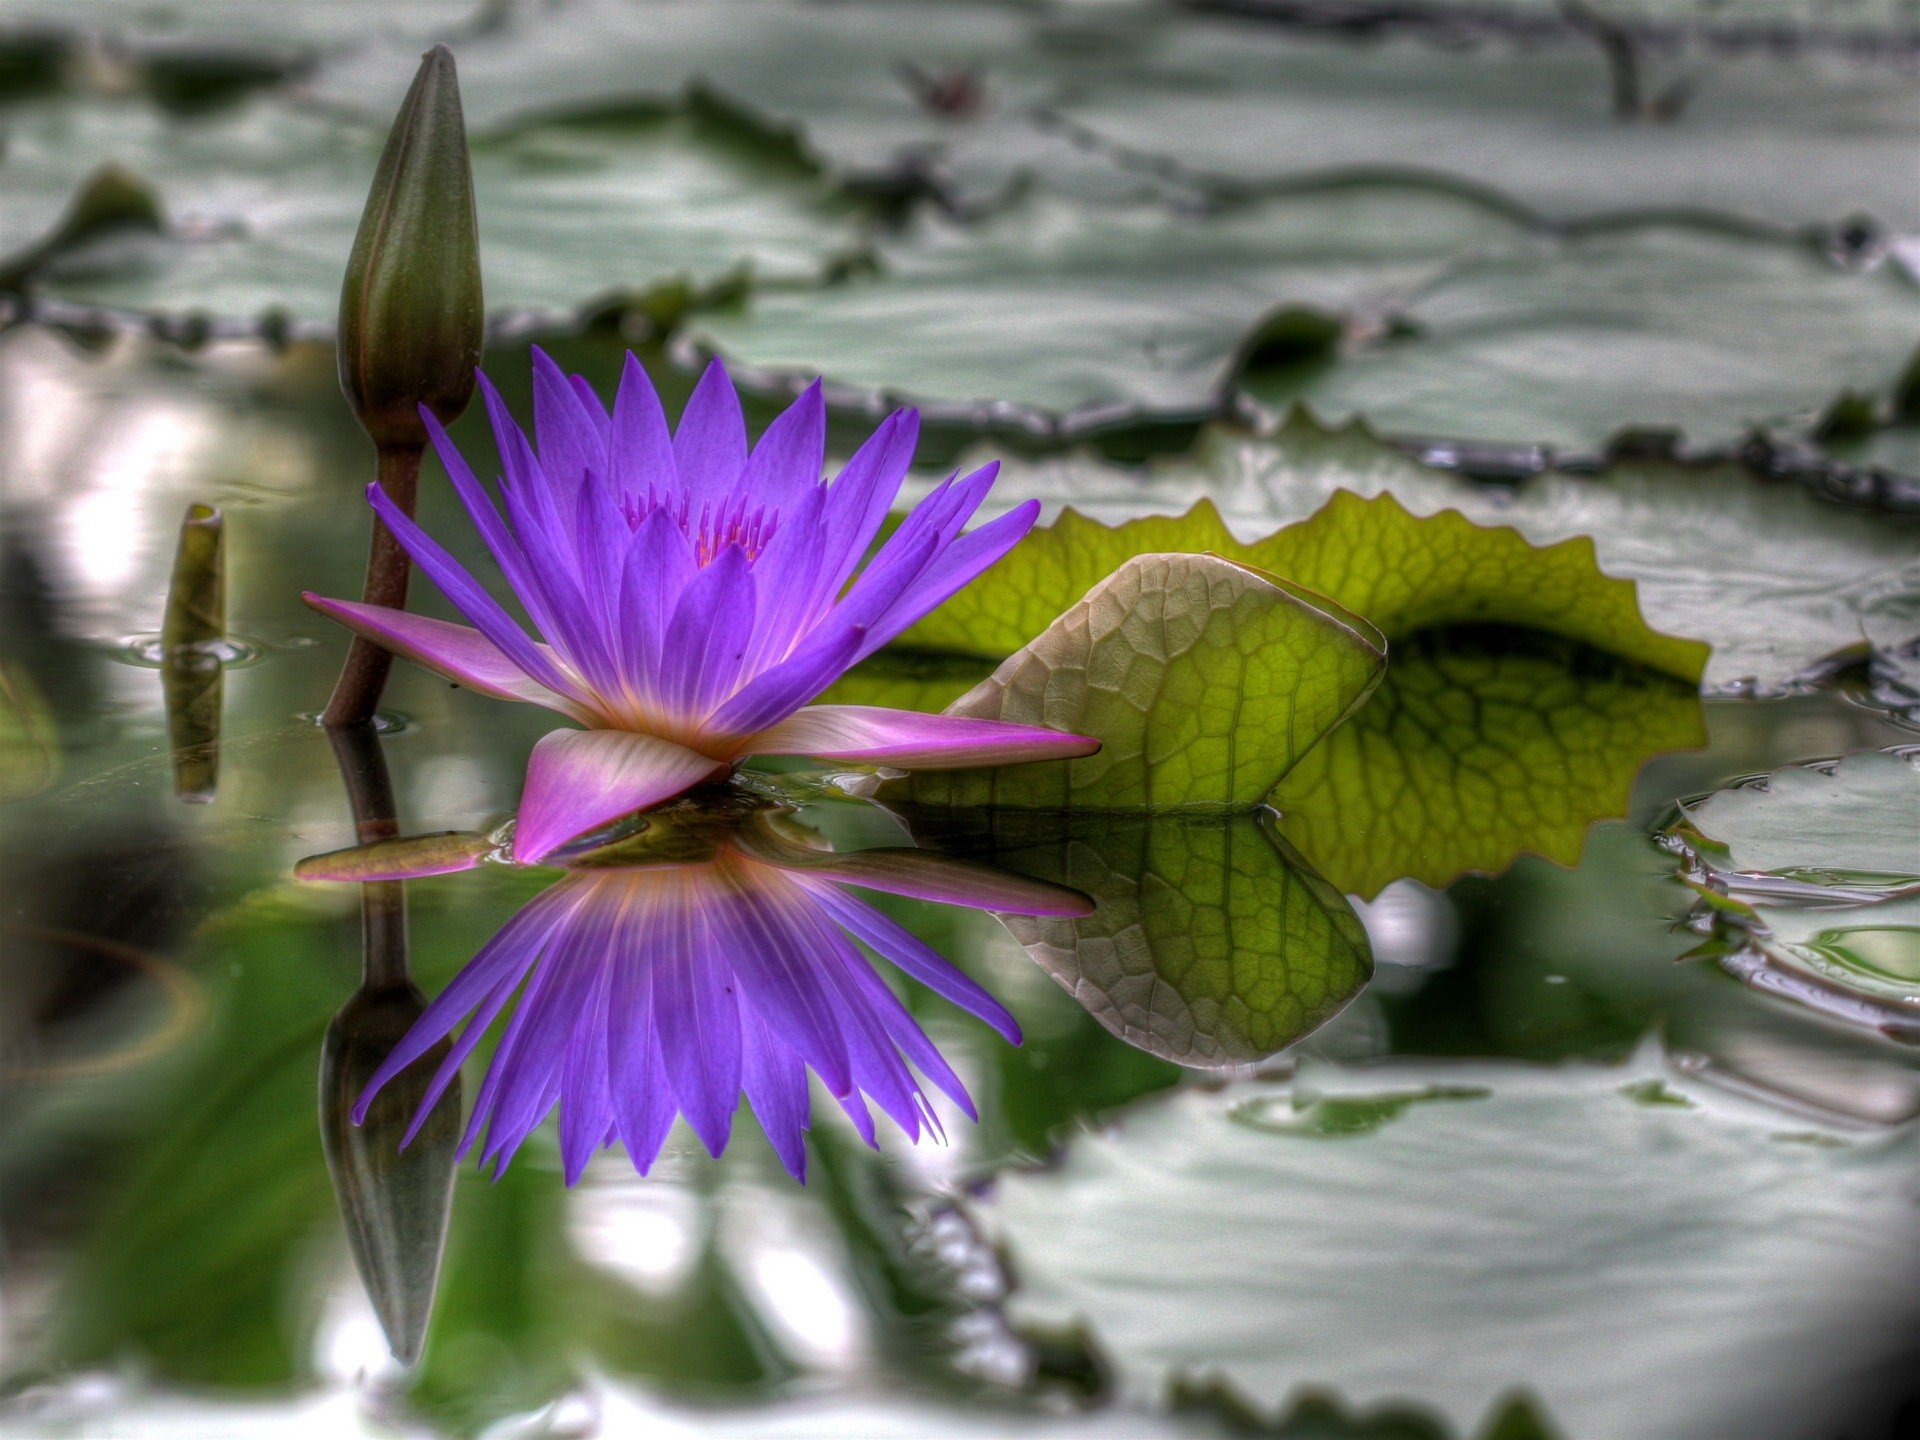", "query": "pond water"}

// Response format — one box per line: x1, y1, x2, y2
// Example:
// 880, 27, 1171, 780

5, 0, 1920, 1434
1, 323, 1916, 1440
